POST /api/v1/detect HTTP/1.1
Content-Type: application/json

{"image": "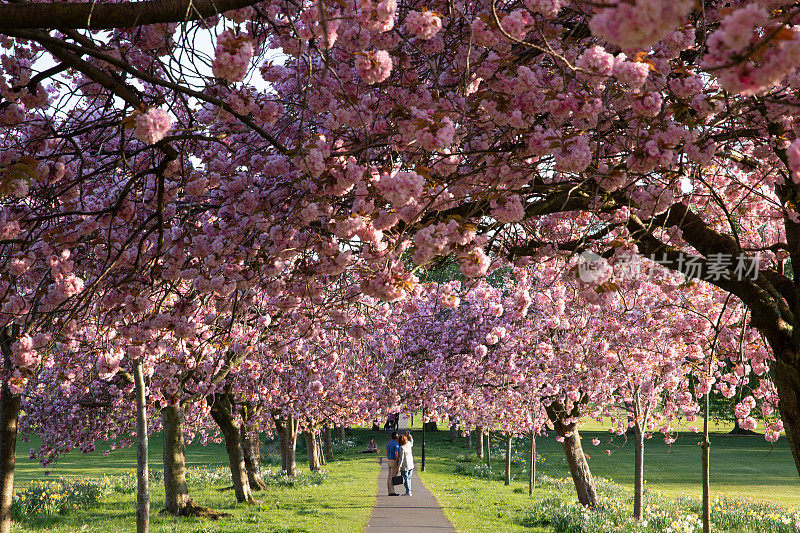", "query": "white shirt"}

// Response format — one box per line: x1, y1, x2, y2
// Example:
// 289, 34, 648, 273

398, 438, 414, 471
